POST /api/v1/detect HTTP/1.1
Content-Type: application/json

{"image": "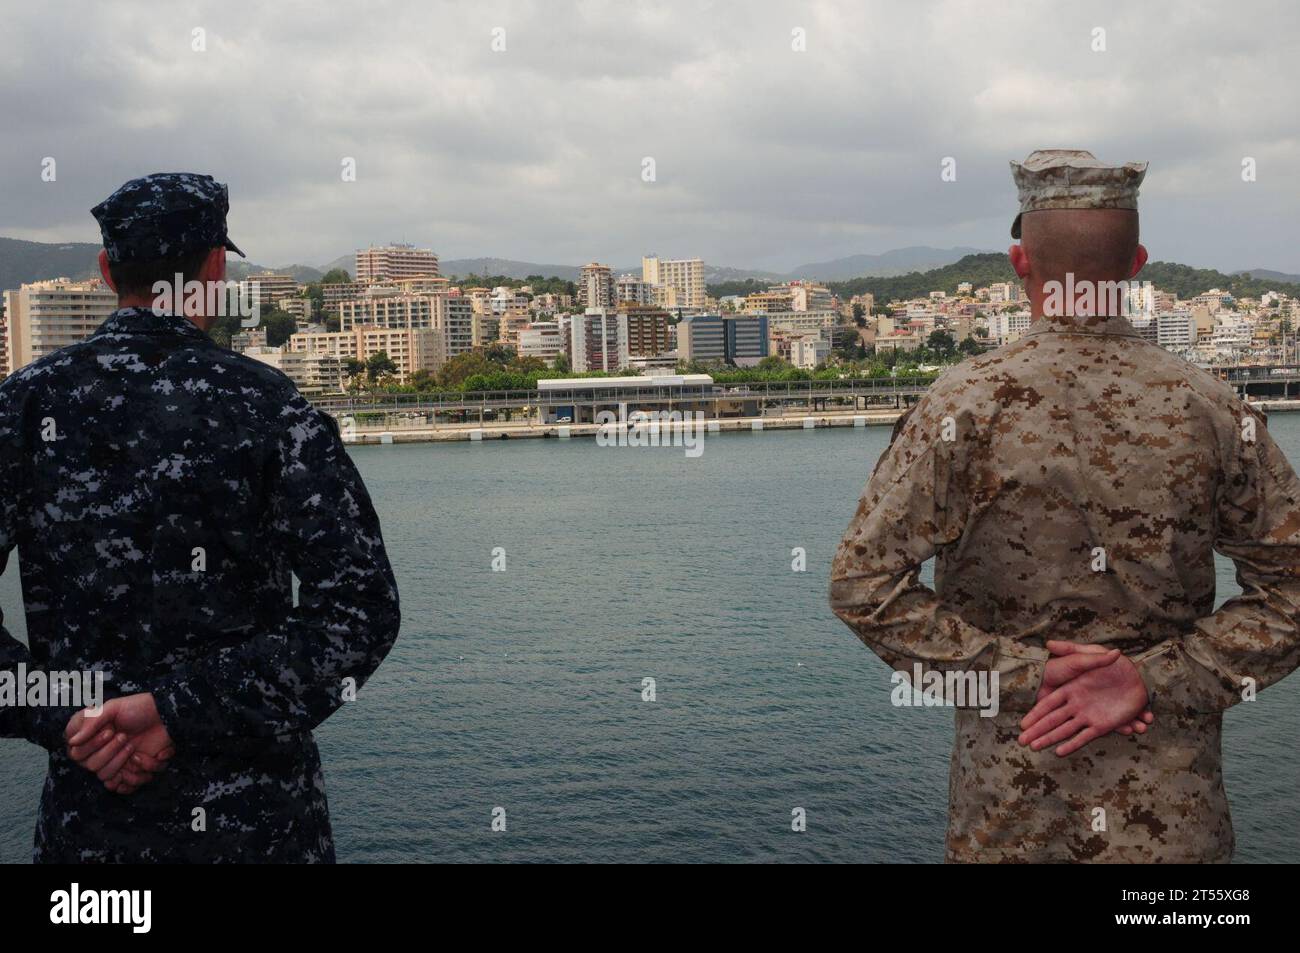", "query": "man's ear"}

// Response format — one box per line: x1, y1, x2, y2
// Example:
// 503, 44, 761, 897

197, 246, 226, 284
1128, 244, 1148, 279
1008, 243, 1030, 279
98, 249, 117, 291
